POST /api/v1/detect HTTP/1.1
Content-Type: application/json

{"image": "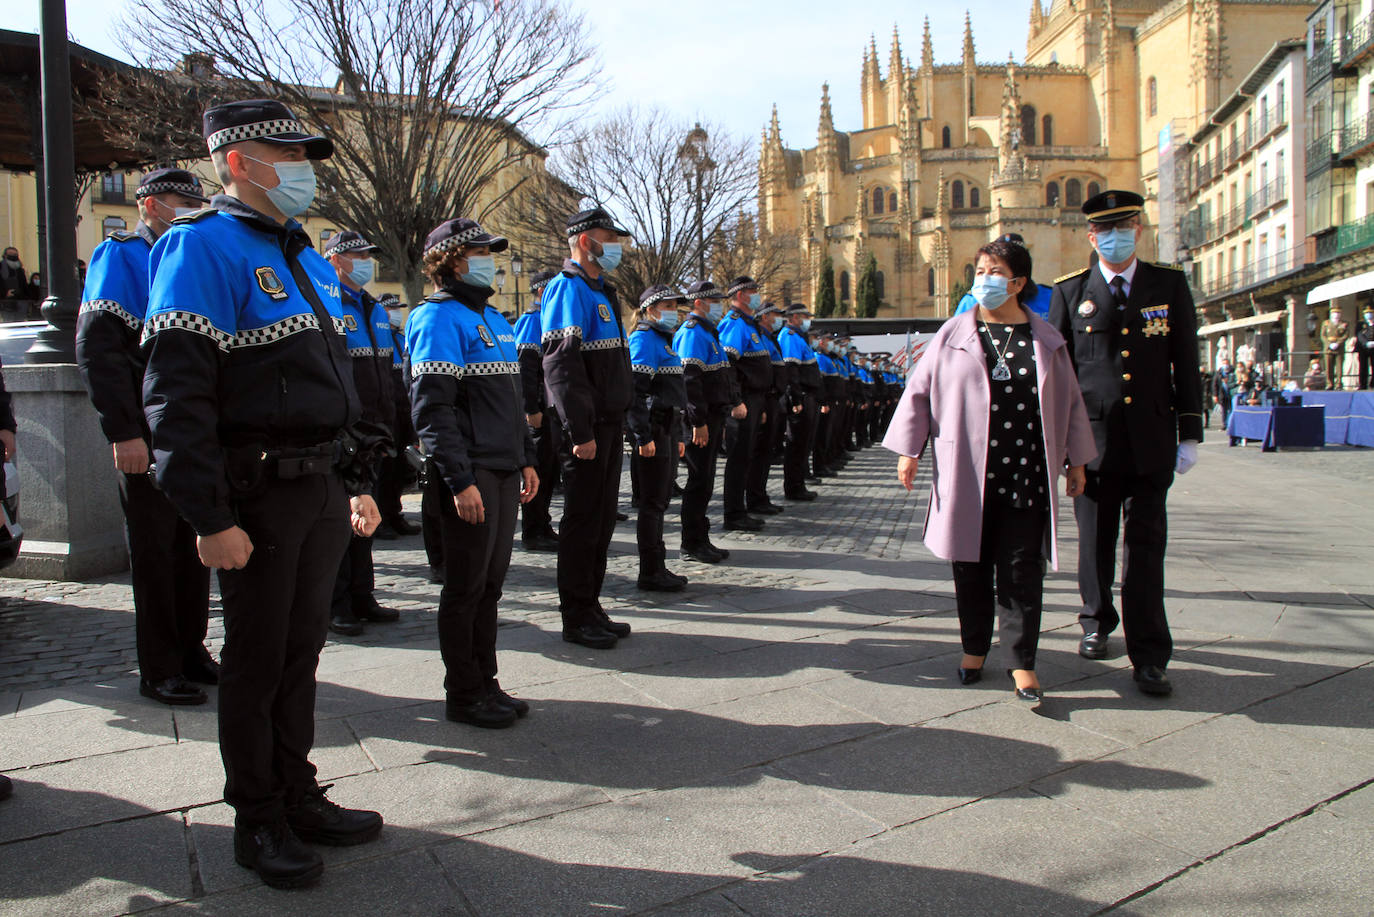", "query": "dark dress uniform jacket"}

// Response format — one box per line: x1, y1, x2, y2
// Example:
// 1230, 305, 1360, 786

1048, 260, 1204, 475
540, 260, 633, 444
